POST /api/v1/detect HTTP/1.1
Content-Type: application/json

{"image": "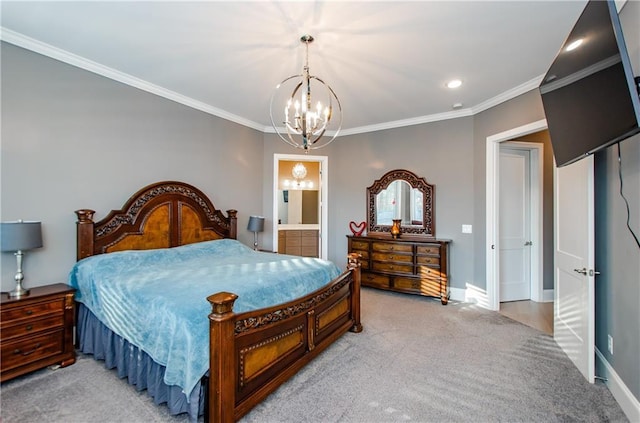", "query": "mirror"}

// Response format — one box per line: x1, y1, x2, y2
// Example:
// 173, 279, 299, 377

277, 190, 319, 224
367, 169, 435, 237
